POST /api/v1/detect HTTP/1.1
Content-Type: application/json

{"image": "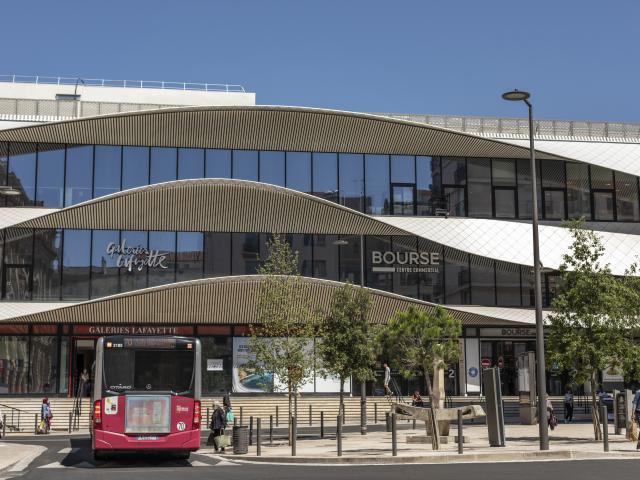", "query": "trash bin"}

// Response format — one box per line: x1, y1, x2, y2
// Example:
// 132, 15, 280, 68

233, 425, 249, 454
